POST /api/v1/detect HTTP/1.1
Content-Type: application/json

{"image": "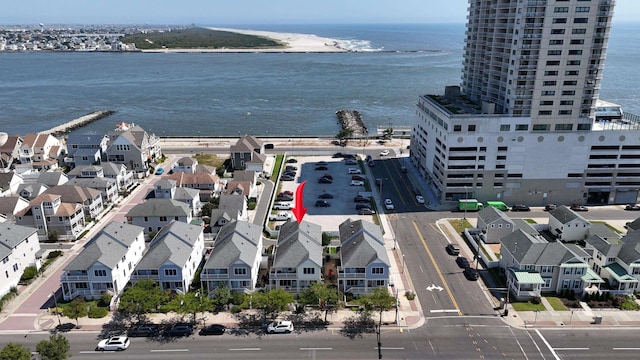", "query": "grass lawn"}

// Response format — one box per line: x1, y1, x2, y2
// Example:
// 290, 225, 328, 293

449, 219, 472, 234
590, 220, 623, 234
511, 301, 546, 311
193, 154, 225, 168
545, 297, 568, 311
